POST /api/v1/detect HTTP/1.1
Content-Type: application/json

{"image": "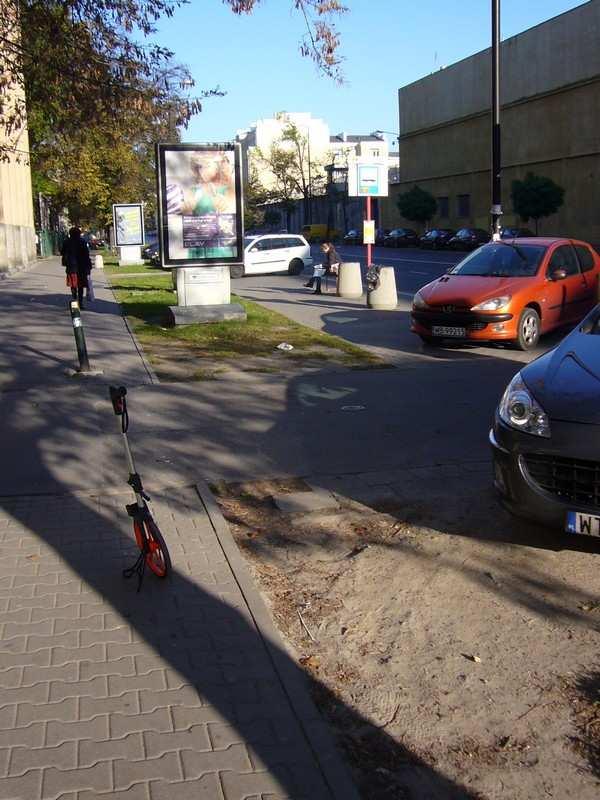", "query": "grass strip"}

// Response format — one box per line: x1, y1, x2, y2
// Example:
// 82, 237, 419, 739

110, 272, 381, 365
